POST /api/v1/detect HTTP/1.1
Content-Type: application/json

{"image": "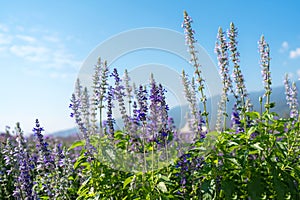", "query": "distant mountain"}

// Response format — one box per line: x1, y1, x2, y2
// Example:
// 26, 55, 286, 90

50, 81, 299, 137
49, 127, 79, 138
